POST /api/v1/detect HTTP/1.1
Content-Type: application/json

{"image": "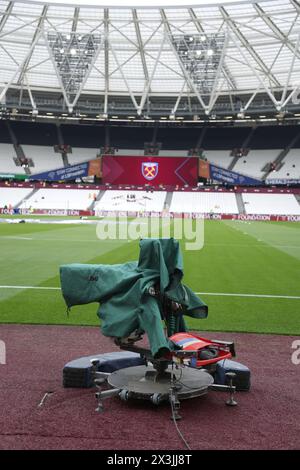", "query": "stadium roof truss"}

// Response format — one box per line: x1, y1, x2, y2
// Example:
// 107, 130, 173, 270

0, 0, 300, 118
